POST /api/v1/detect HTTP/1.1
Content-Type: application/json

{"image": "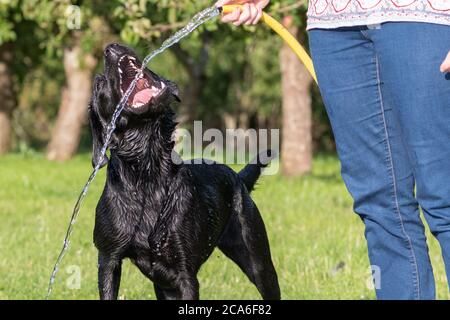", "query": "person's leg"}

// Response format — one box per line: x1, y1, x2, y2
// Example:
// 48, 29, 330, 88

371, 22, 450, 290
309, 27, 435, 299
